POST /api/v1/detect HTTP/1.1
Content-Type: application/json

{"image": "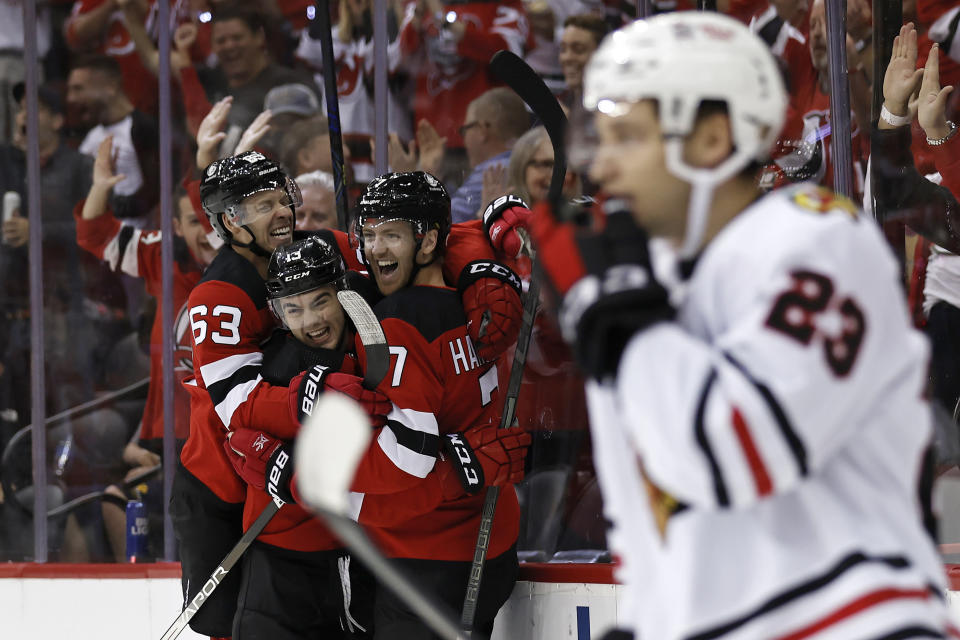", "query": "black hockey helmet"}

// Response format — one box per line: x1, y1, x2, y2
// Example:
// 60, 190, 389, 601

200, 151, 302, 250
266, 235, 347, 323
354, 171, 451, 262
